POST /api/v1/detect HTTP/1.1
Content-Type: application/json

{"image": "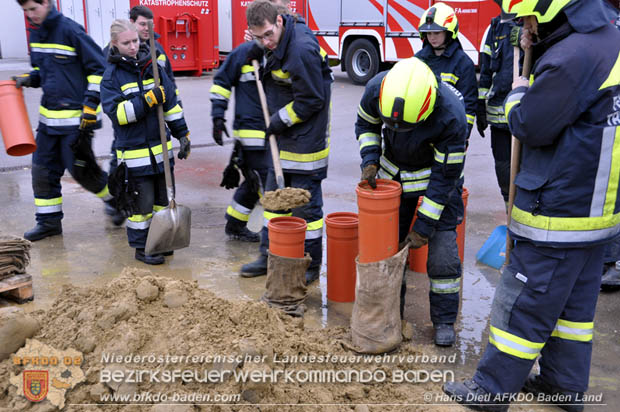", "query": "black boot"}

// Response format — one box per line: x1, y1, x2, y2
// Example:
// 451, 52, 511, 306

240, 255, 268, 277
225, 221, 260, 242
433, 323, 455, 346
305, 266, 321, 285
104, 201, 126, 226
522, 374, 584, 412
442, 379, 509, 412
601, 261, 620, 291
135, 248, 165, 265
24, 221, 62, 241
